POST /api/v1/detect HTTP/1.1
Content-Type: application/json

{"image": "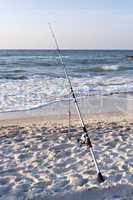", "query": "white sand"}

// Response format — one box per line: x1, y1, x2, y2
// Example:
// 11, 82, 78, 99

0, 118, 133, 200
